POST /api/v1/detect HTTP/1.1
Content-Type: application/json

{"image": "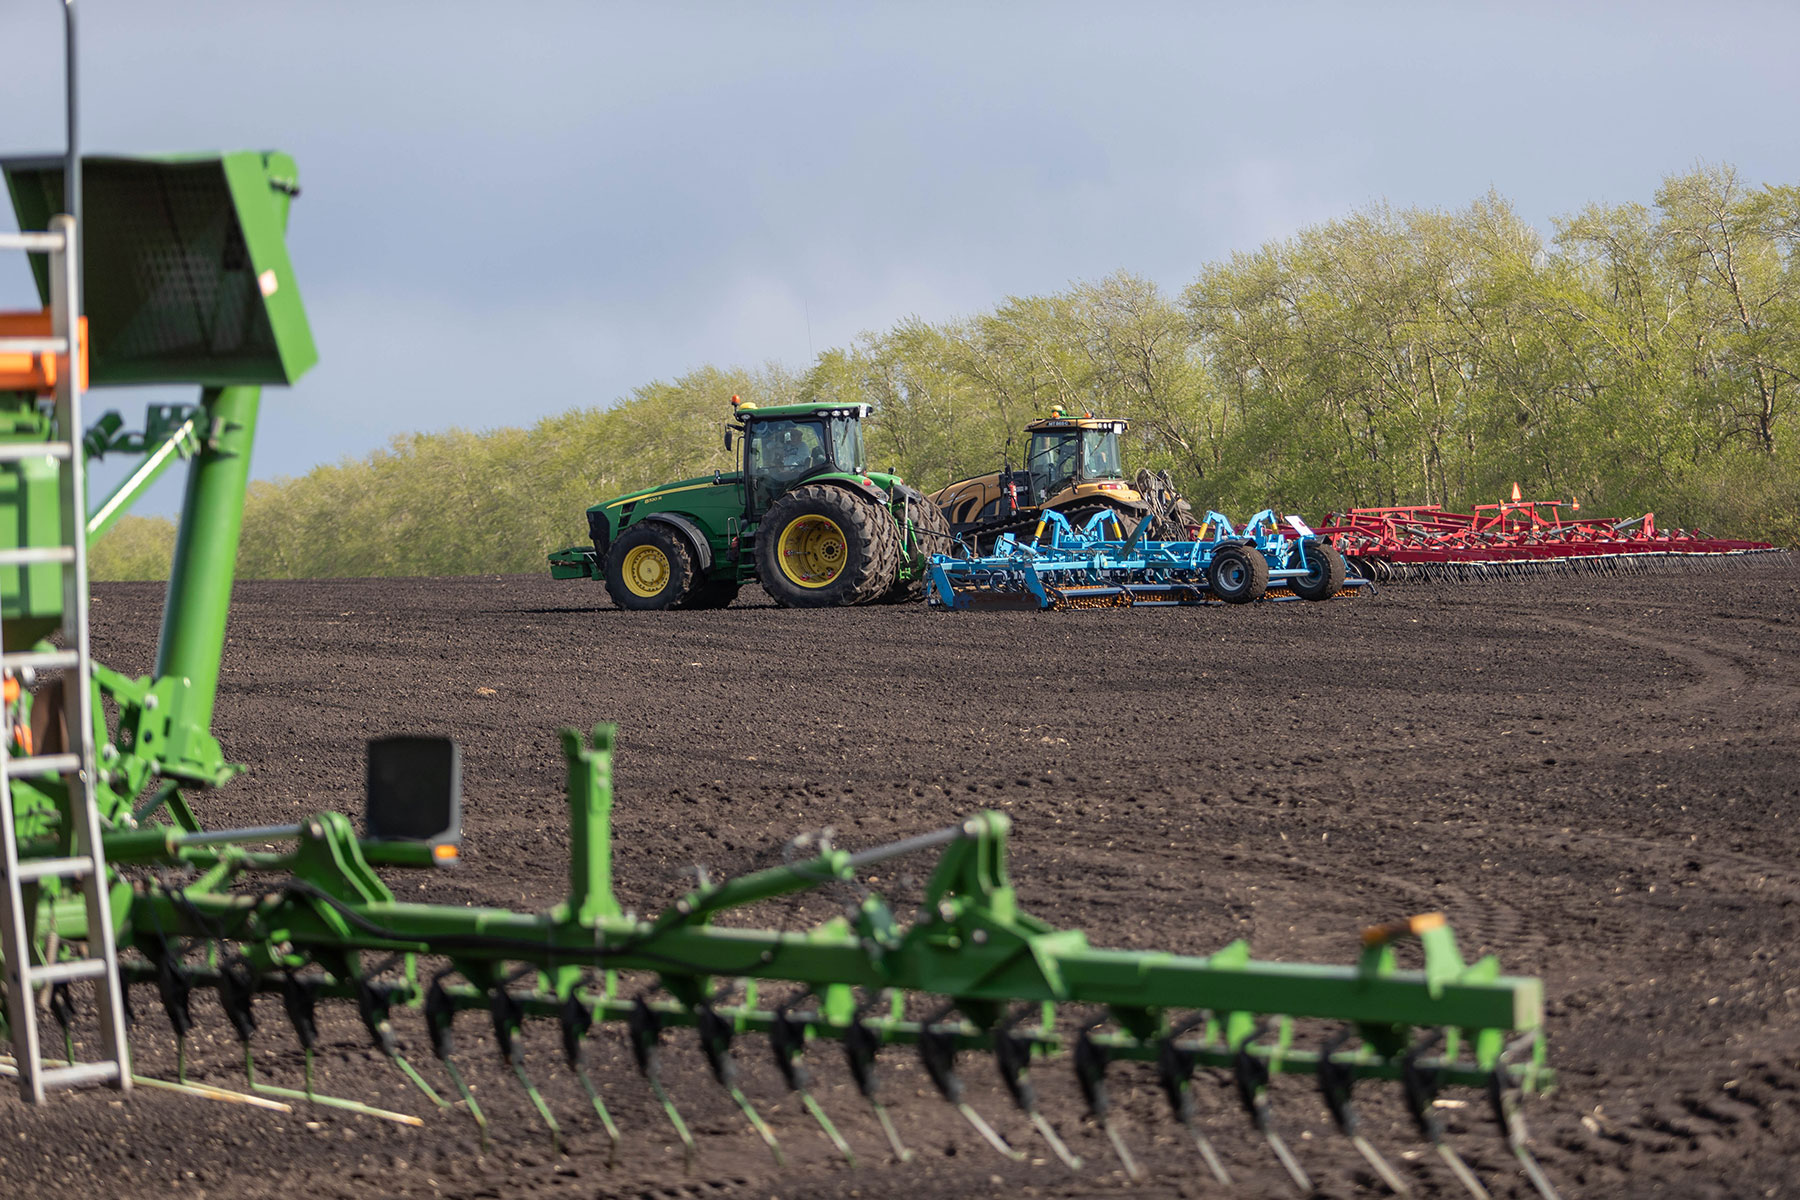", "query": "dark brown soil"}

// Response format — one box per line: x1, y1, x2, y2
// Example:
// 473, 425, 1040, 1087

6, 562, 1800, 1199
